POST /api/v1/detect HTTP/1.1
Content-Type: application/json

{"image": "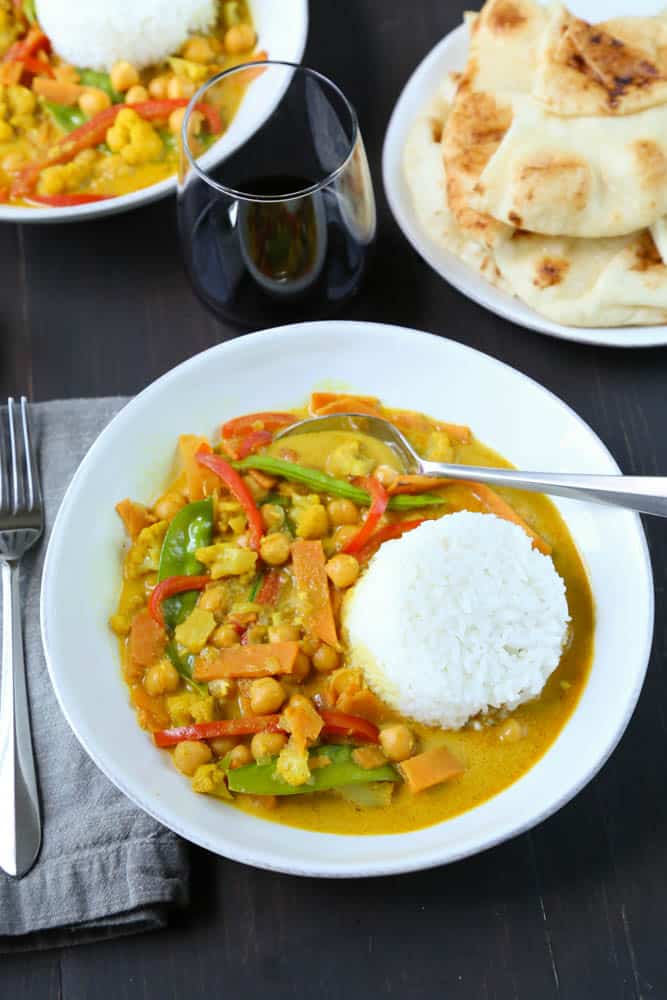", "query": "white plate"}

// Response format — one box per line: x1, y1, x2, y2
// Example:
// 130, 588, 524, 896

41, 321, 653, 877
1, 0, 308, 224
382, 22, 667, 349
